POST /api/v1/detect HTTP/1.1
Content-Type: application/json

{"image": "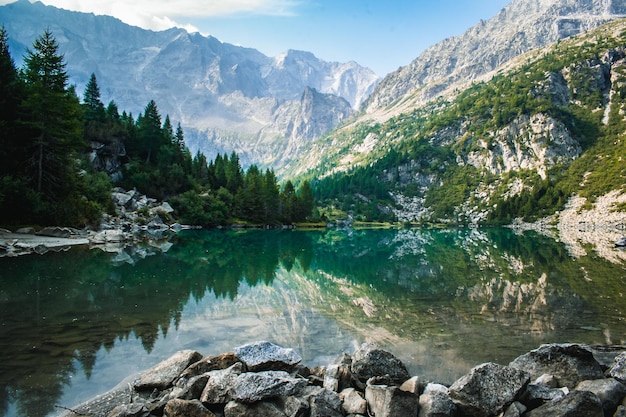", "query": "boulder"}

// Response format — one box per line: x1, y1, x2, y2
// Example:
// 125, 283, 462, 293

575, 378, 626, 416
229, 371, 307, 403
92, 229, 127, 244
180, 353, 240, 379
234, 341, 302, 372
615, 405, 626, 417
323, 363, 353, 392
419, 384, 456, 417
303, 387, 343, 417
200, 363, 243, 405
134, 350, 203, 391
509, 344, 604, 388
608, 352, 626, 384
164, 399, 216, 417
351, 343, 410, 384
519, 383, 567, 409
15, 227, 36, 234
365, 380, 419, 417
339, 388, 367, 415
523, 390, 603, 417
448, 362, 529, 417
223, 400, 287, 417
